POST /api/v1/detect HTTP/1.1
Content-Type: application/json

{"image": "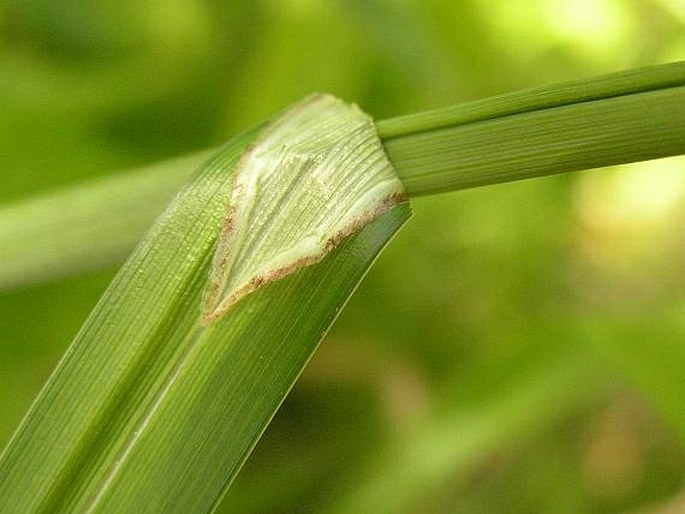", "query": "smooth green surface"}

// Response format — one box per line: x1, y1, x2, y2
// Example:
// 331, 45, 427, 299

583, 314, 685, 440
0, 151, 213, 290
376, 61, 685, 138
0, 132, 257, 512
388, 84, 685, 195
327, 347, 604, 514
